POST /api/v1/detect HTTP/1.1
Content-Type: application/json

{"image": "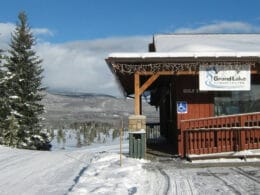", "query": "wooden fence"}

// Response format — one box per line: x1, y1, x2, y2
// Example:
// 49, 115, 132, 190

179, 112, 260, 157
